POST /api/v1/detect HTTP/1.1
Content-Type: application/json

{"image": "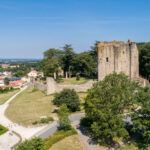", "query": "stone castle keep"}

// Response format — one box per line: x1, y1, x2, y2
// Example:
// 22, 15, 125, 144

97, 40, 139, 81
